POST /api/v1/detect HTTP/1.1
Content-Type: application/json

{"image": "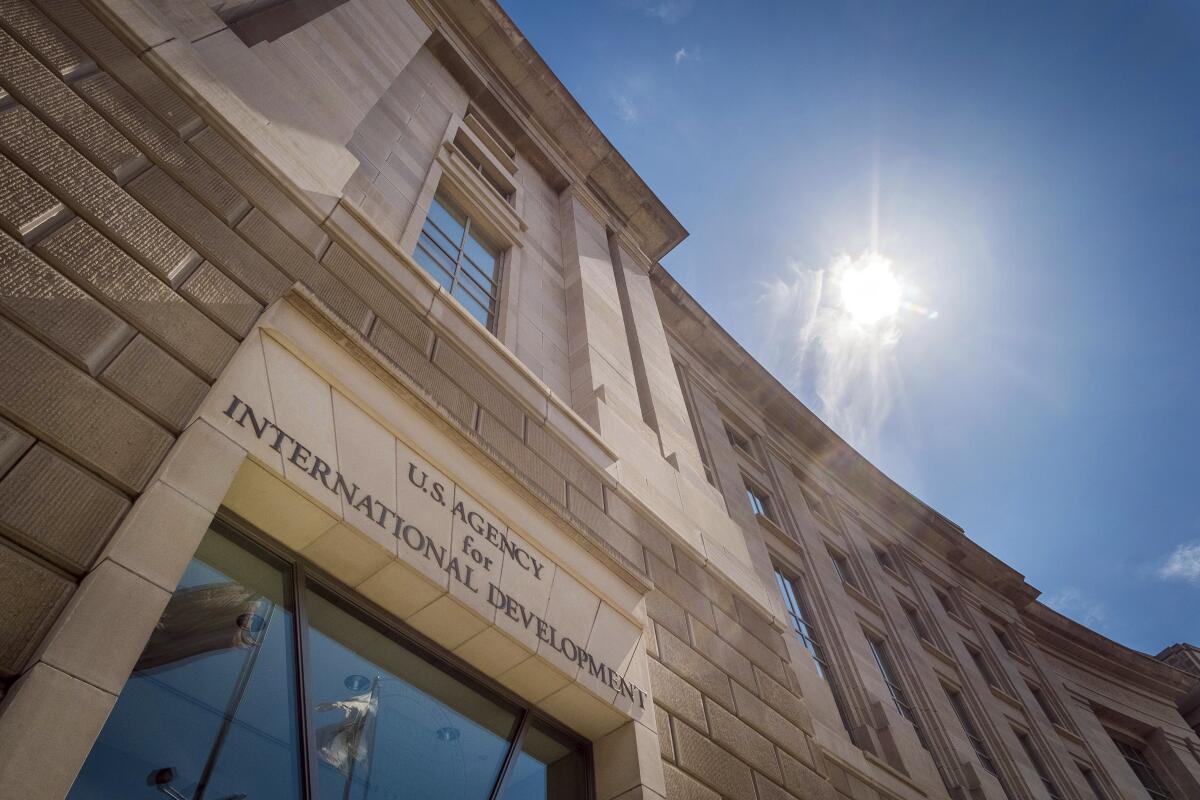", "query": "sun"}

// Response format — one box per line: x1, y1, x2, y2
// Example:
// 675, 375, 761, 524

837, 251, 902, 325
